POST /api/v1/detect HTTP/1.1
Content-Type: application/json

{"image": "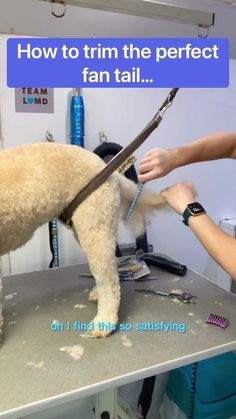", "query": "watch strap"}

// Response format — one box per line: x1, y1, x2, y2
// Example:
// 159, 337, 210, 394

182, 207, 192, 226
